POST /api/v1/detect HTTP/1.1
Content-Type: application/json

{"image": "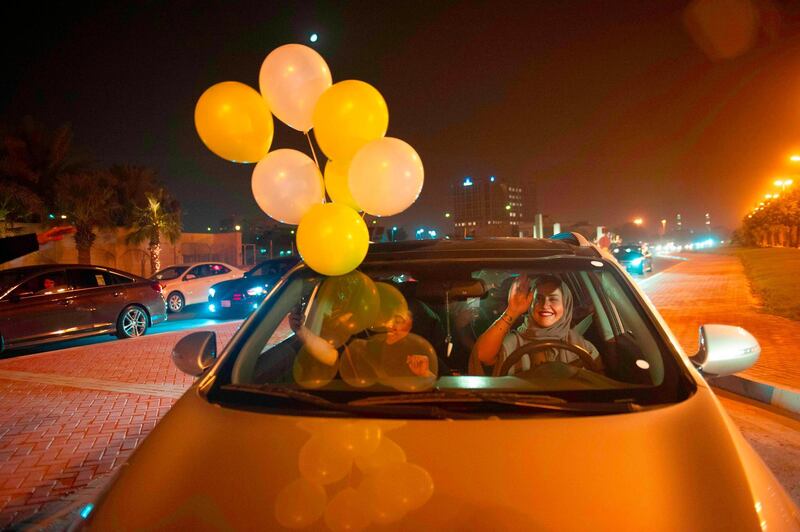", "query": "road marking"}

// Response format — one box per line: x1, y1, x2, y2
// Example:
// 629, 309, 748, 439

0, 370, 188, 398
